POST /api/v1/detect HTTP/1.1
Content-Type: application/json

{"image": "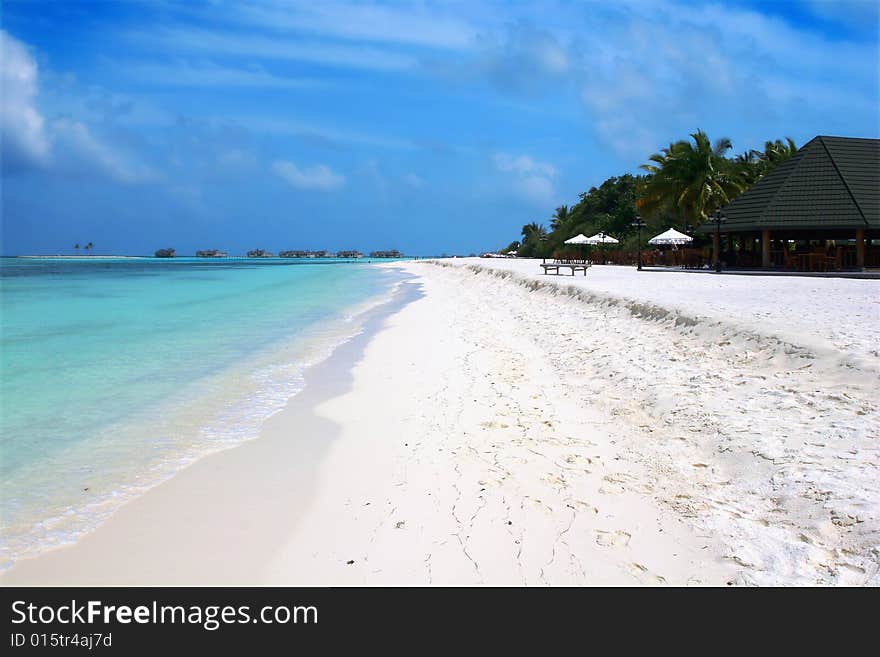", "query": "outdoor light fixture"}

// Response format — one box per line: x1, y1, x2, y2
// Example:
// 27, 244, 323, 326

710, 207, 726, 273
631, 214, 647, 271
